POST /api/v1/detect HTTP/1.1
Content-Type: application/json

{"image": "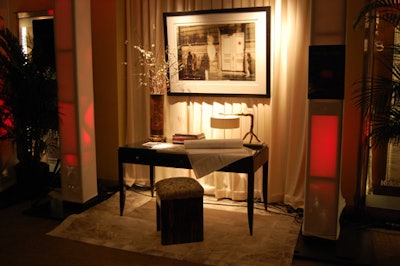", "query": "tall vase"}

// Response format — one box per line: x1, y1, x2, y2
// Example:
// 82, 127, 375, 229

149, 94, 166, 142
